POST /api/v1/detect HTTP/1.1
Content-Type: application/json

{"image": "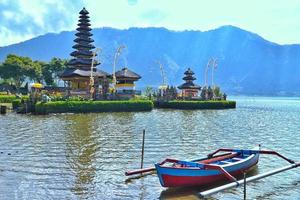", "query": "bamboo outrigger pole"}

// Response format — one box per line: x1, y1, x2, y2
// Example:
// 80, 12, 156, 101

199, 162, 300, 197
